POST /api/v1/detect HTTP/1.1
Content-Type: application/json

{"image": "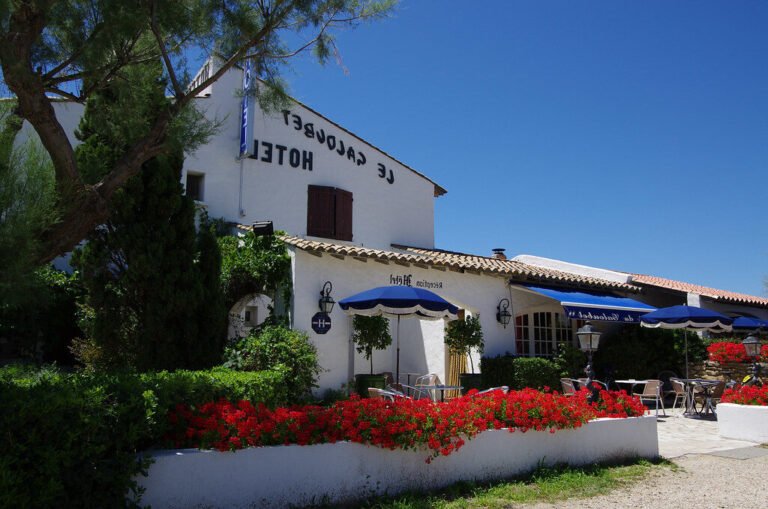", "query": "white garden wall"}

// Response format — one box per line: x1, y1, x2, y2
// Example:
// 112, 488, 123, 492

139, 416, 658, 509
717, 403, 768, 443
